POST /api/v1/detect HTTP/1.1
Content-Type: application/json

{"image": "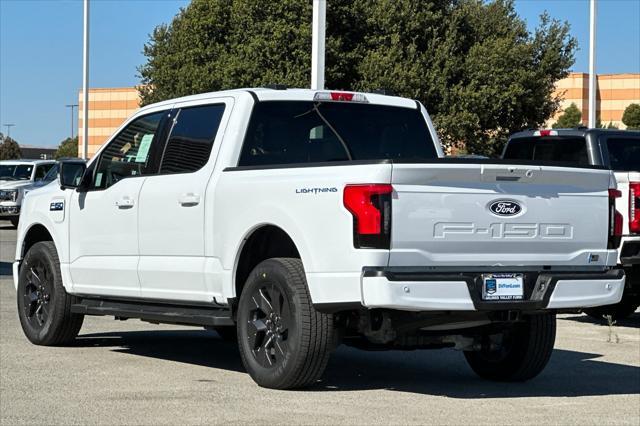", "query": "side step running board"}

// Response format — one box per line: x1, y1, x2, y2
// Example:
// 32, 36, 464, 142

71, 298, 234, 327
